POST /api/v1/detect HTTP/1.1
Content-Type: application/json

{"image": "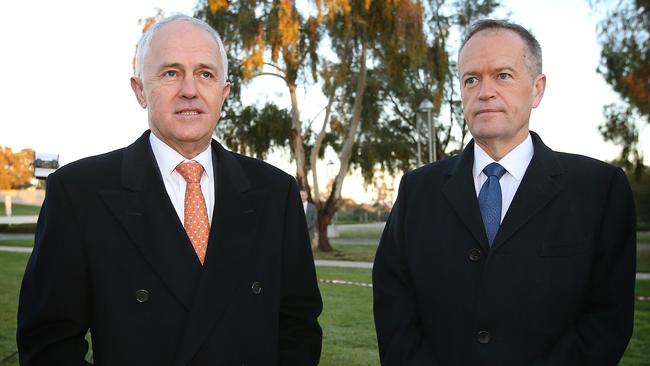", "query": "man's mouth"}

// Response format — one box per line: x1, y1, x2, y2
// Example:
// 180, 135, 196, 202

476, 109, 502, 115
176, 109, 203, 116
